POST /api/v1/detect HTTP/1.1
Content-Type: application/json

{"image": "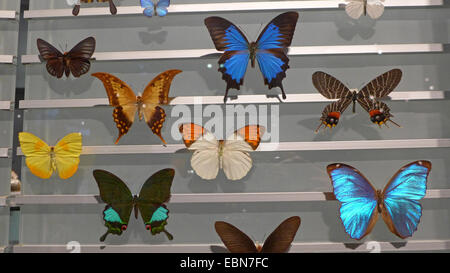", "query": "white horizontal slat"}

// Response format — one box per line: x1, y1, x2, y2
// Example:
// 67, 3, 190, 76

0, 55, 15, 64
0, 10, 16, 19
0, 148, 9, 158
14, 138, 450, 156
23, 0, 444, 19
0, 101, 11, 110
11, 239, 450, 253
21, 43, 444, 64
0, 197, 6, 207
9, 189, 450, 205
18, 90, 450, 109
